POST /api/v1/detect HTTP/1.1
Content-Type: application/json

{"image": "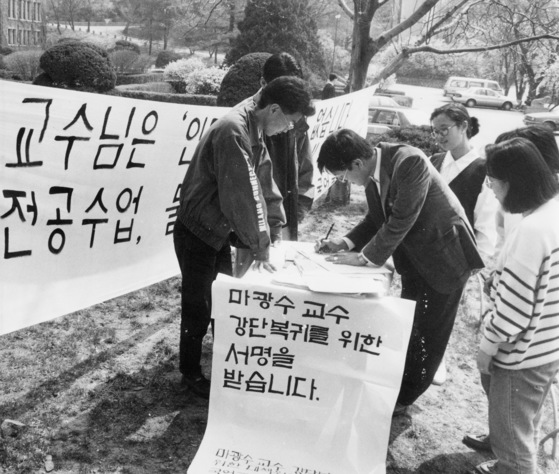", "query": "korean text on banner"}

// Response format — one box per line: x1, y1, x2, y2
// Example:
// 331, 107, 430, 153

0, 80, 373, 336
188, 274, 414, 474
0, 81, 228, 335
